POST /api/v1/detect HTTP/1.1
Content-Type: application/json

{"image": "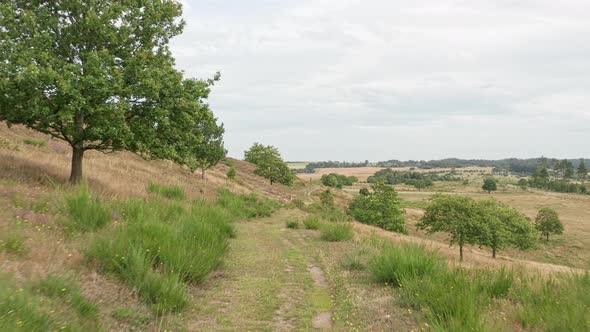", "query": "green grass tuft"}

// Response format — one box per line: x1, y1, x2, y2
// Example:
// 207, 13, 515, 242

0, 232, 28, 255
217, 188, 280, 219
23, 138, 47, 147
65, 183, 111, 232
302, 215, 321, 230
34, 274, 99, 319
147, 182, 186, 200
320, 222, 353, 242
286, 219, 300, 229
